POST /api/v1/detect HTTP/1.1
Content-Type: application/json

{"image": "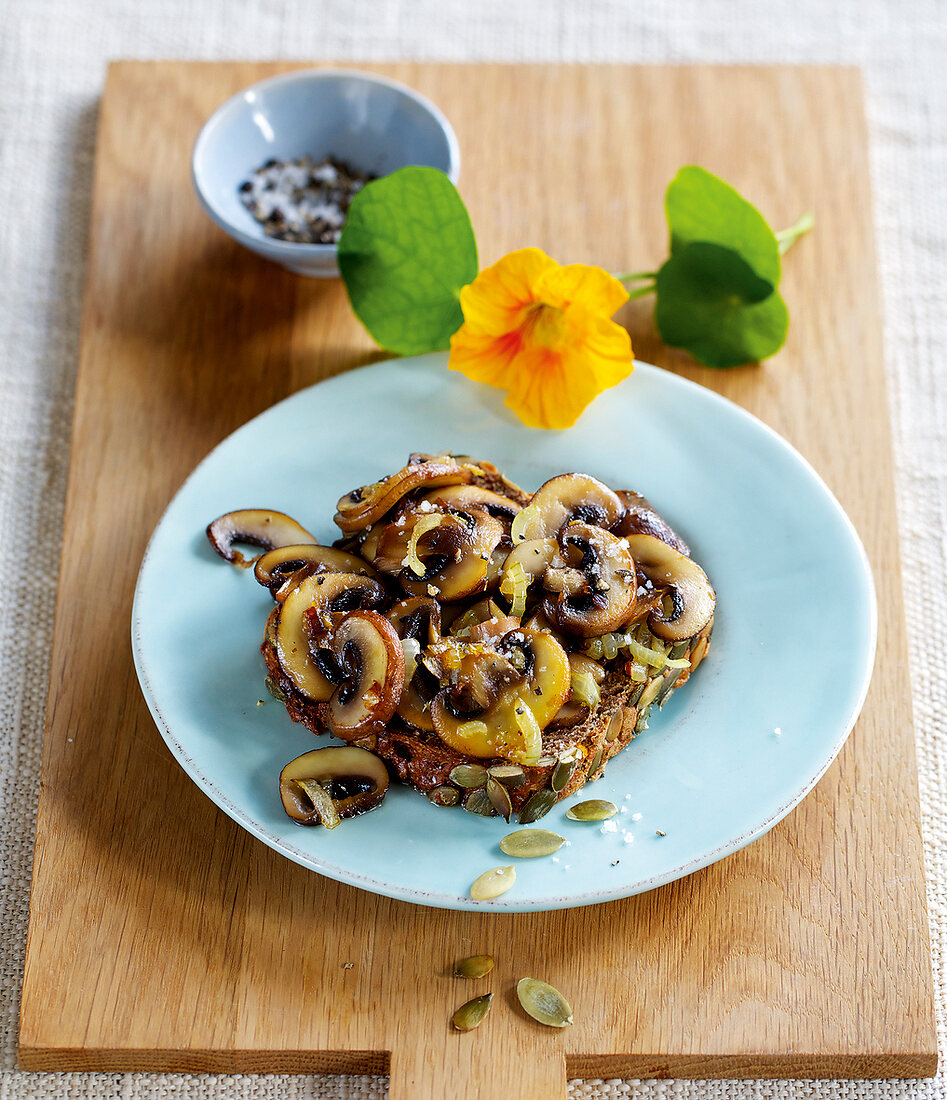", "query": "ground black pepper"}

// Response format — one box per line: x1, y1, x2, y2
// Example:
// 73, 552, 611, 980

239, 155, 376, 244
